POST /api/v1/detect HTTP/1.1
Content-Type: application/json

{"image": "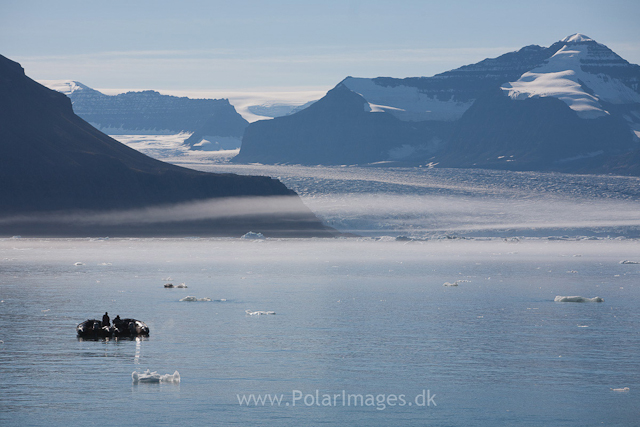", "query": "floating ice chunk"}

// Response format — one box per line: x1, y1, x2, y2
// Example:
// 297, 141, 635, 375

132, 369, 180, 384
175, 283, 188, 288
554, 296, 604, 303
619, 260, 640, 264
74, 262, 84, 266
180, 296, 211, 302
246, 309, 276, 315
443, 280, 469, 287
241, 231, 265, 240
611, 387, 630, 392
